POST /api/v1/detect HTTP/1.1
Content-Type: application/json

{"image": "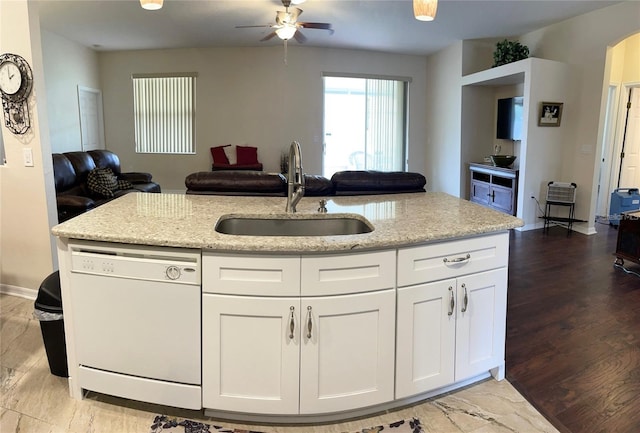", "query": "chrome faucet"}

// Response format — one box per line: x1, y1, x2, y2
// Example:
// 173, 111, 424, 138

286, 141, 305, 213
